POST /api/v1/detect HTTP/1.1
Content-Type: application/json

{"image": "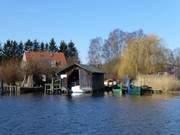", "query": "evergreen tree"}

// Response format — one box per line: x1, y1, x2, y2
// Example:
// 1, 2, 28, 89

67, 41, 80, 64
32, 40, 40, 51
45, 43, 49, 51
24, 39, 33, 51
59, 41, 68, 56
3, 40, 18, 60
17, 41, 24, 59
0, 39, 80, 64
2, 40, 9, 59
49, 38, 58, 52
40, 42, 45, 51
12, 41, 18, 57
67, 41, 78, 57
